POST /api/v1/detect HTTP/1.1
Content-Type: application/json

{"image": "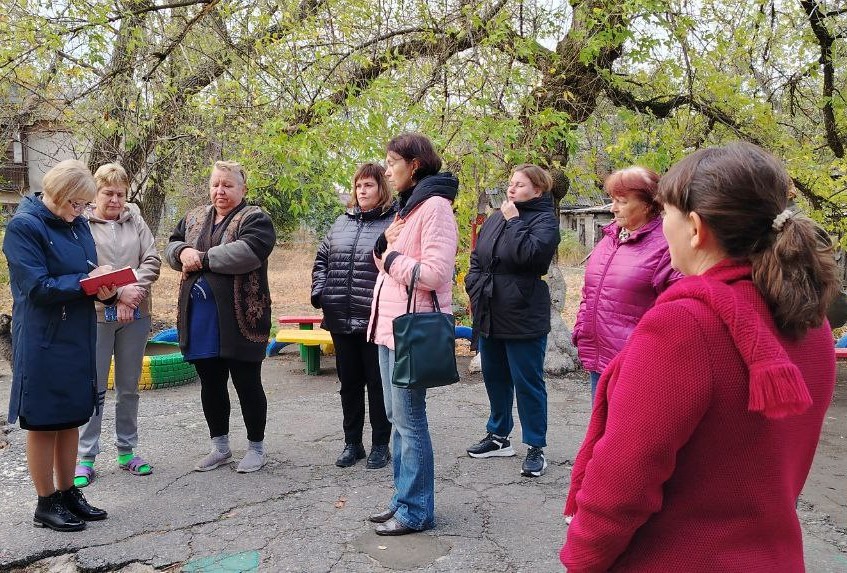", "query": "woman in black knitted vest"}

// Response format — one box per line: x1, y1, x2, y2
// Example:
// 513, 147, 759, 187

165, 160, 276, 474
